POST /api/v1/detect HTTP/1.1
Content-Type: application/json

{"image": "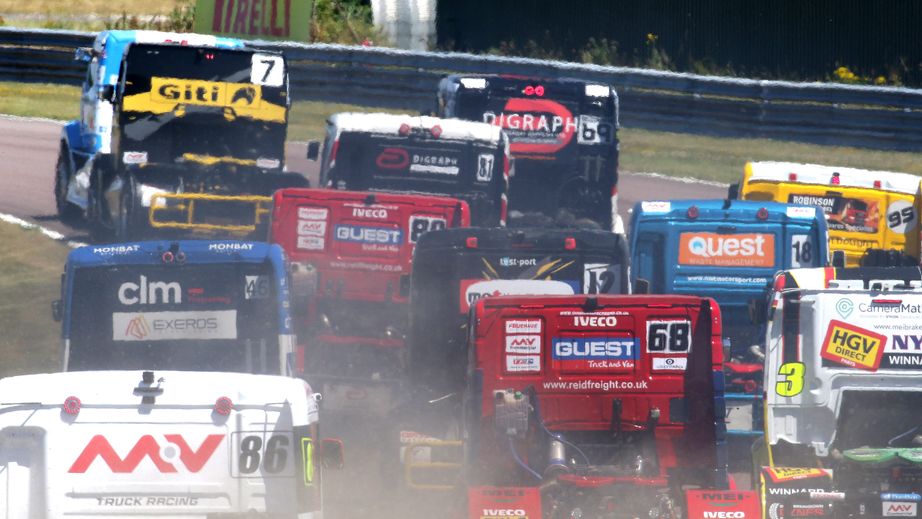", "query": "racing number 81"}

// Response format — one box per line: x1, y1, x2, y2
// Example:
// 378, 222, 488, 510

775, 362, 805, 397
